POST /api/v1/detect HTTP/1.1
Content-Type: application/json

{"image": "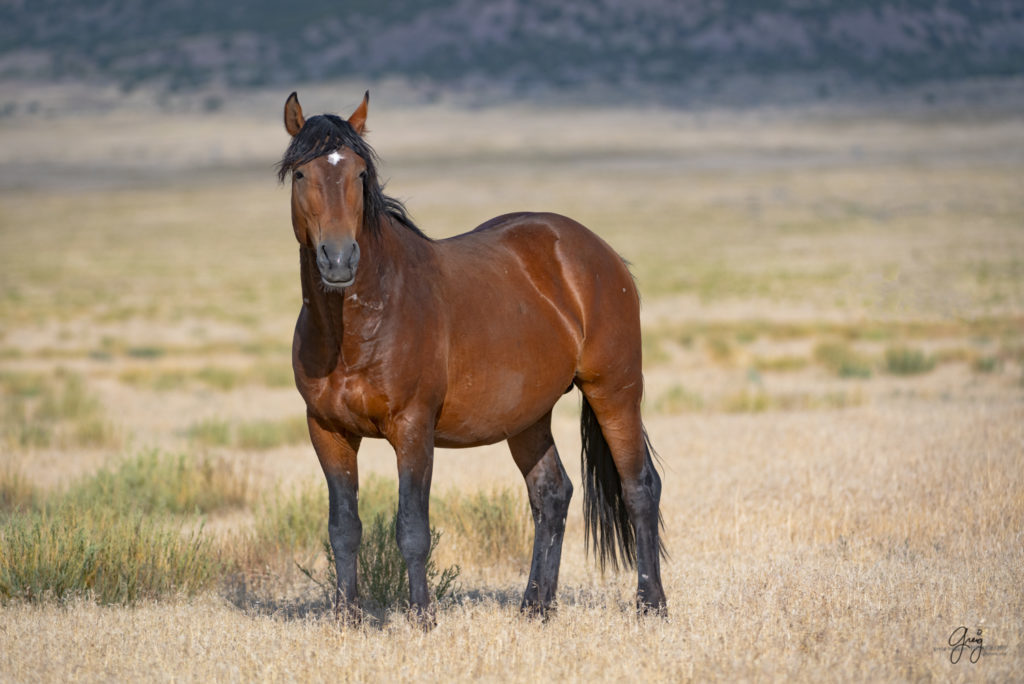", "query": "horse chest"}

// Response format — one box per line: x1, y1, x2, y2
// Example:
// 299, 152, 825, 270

300, 370, 388, 438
